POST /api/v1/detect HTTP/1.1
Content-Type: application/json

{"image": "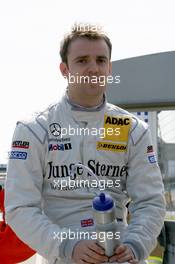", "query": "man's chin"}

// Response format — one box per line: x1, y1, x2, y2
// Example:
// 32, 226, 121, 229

82, 84, 106, 95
